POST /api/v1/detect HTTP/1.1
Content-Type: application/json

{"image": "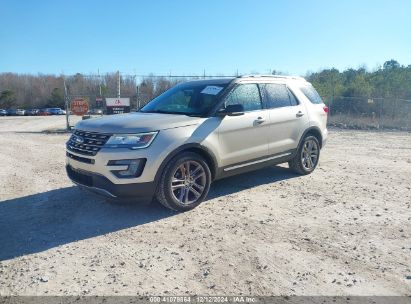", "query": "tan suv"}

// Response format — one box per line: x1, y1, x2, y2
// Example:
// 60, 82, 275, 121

66, 75, 328, 211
